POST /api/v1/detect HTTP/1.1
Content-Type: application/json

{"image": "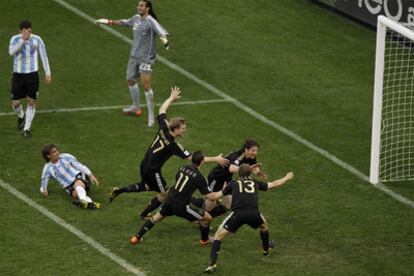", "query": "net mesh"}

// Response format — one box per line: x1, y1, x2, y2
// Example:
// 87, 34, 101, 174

380, 23, 414, 181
